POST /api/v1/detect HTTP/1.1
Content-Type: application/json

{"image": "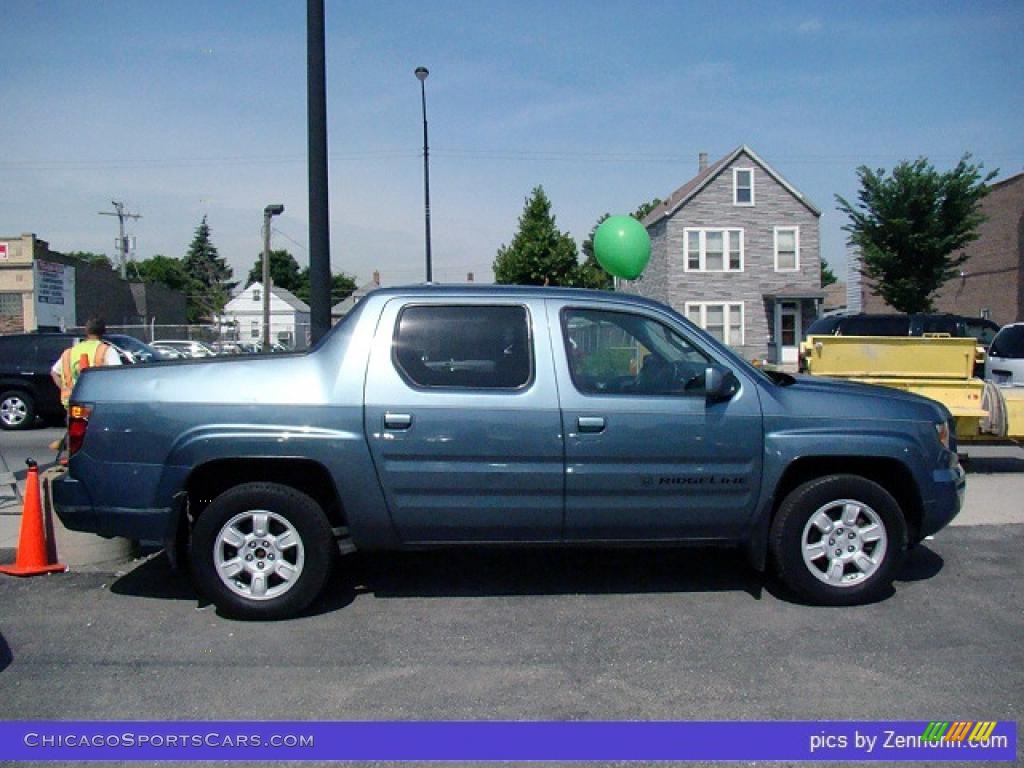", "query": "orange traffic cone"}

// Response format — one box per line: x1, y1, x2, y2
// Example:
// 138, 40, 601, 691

0, 459, 67, 576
